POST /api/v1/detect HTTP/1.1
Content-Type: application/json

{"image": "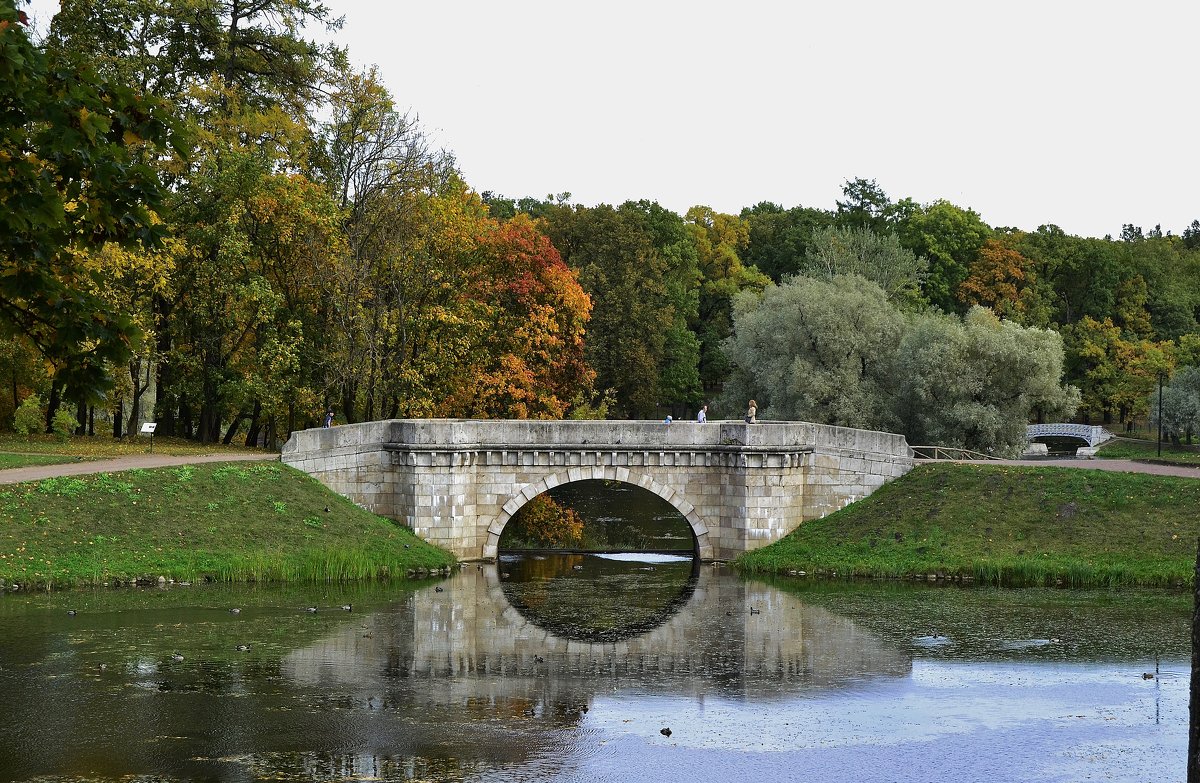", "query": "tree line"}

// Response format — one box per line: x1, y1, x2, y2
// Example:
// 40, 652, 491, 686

3, 0, 1199, 453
